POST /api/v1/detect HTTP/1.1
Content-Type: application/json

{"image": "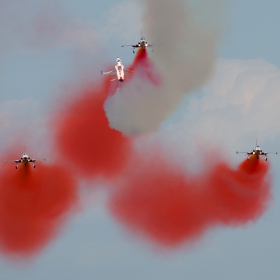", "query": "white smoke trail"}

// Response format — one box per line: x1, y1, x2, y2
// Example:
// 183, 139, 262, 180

105, 0, 225, 135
